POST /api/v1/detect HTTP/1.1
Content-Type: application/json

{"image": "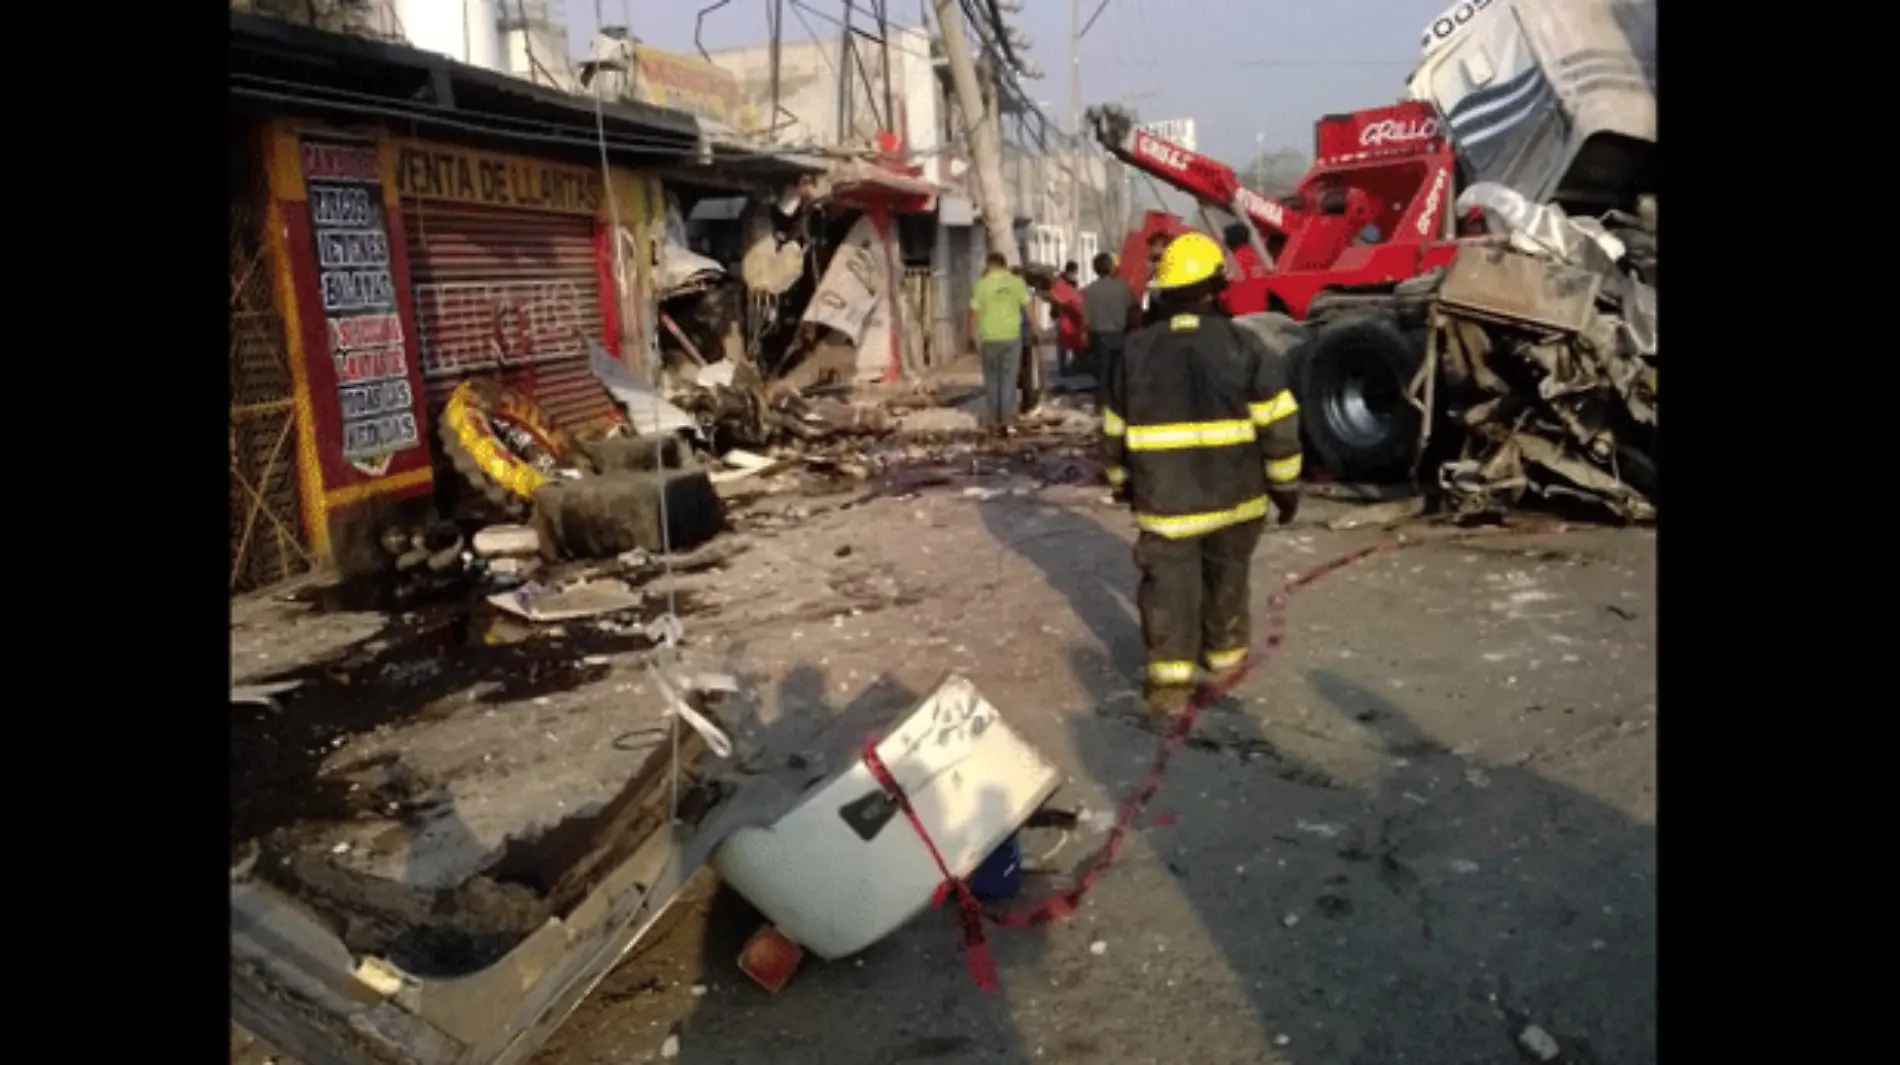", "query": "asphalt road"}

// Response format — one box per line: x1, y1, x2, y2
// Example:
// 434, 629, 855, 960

524, 488, 1657, 1065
